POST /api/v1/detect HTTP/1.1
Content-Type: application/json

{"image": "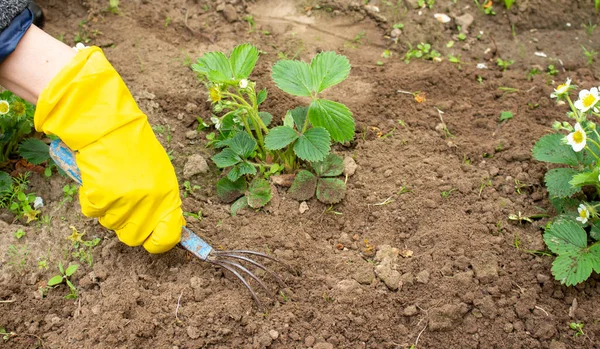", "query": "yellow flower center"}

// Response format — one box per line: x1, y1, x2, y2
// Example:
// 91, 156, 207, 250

580, 209, 588, 219
209, 87, 222, 103
583, 93, 597, 108
11, 101, 25, 116
557, 84, 566, 91
0, 101, 9, 114
573, 130, 584, 144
